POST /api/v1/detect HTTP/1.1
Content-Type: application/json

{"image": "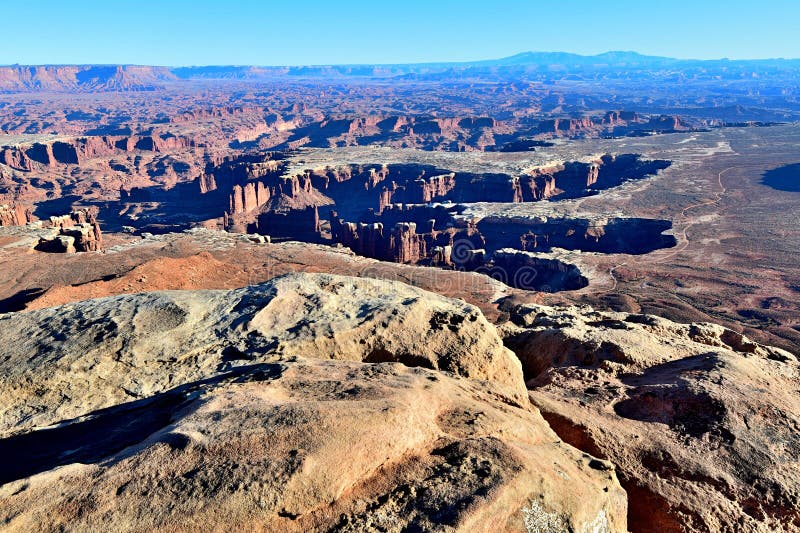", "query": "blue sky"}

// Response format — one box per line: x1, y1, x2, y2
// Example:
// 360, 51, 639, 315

4, 0, 799, 65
